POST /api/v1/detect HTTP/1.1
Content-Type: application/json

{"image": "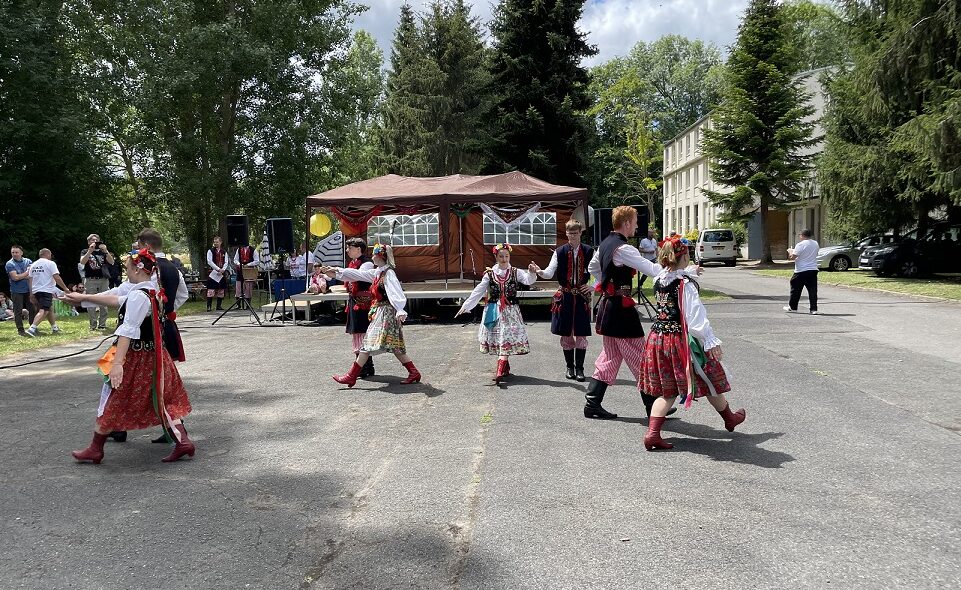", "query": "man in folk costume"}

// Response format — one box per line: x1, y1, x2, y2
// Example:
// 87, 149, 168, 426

106, 229, 191, 445
344, 237, 376, 378
205, 236, 229, 311
323, 243, 422, 387
531, 219, 594, 381
64, 249, 195, 464
584, 206, 699, 420
233, 240, 260, 303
